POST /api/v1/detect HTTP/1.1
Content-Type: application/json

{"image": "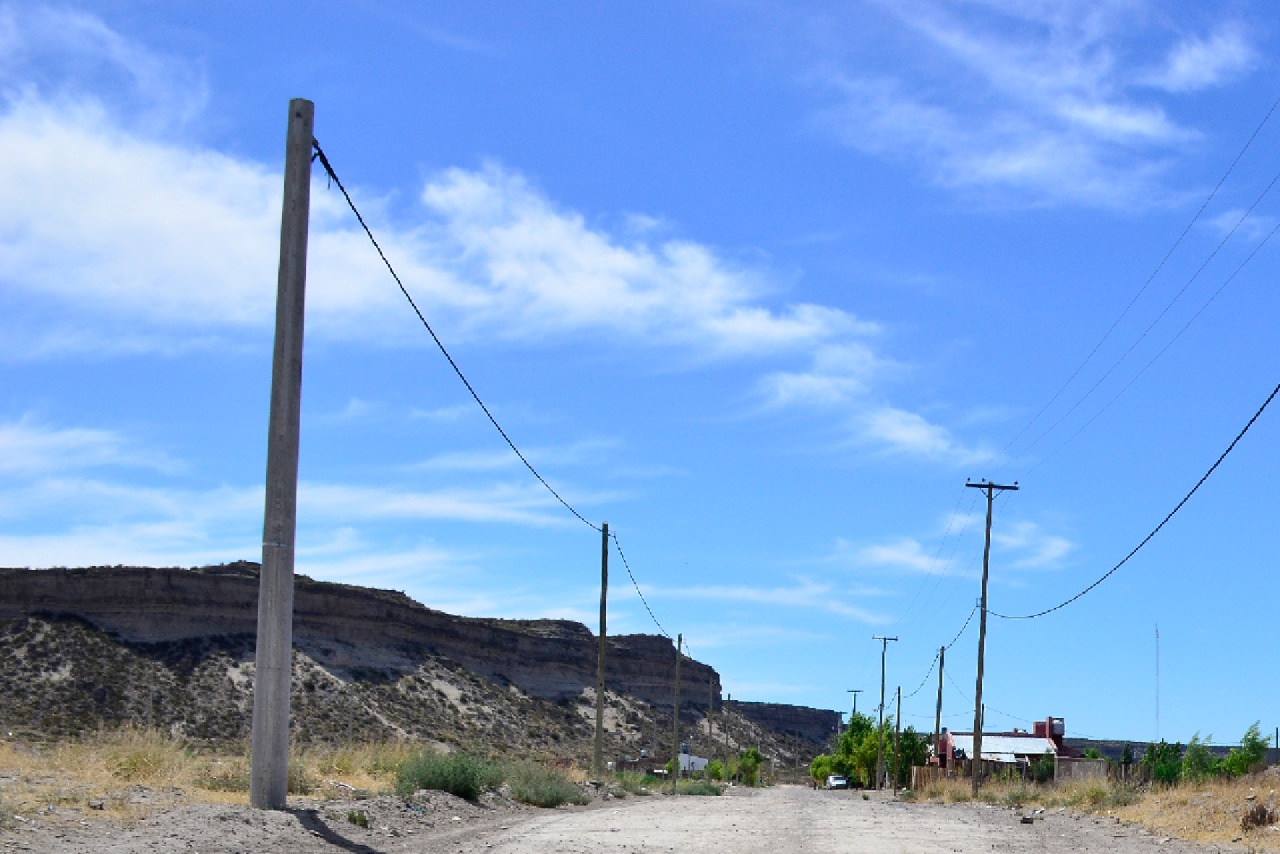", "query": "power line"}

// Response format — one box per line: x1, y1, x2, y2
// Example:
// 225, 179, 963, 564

944, 604, 978, 650
1009, 167, 1280, 466
1001, 88, 1280, 459
1026, 216, 1280, 478
610, 531, 670, 639
993, 376, 1280, 620
313, 140, 679, 643
903, 650, 939, 700
310, 140, 601, 533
